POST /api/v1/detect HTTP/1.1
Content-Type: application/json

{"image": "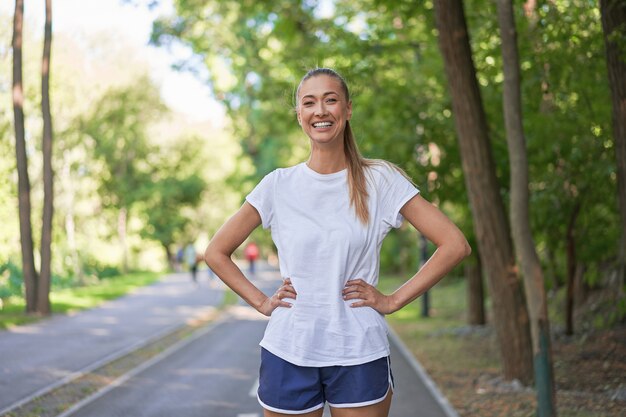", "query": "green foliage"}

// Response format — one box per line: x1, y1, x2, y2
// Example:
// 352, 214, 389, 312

520, 1, 618, 281
80, 77, 166, 213
0, 260, 23, 300
1, 1, 620, 325
150, 0, 619, 292
0, 4, 252, 317
81, 258, 122, 280
135, 135, 207, 249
